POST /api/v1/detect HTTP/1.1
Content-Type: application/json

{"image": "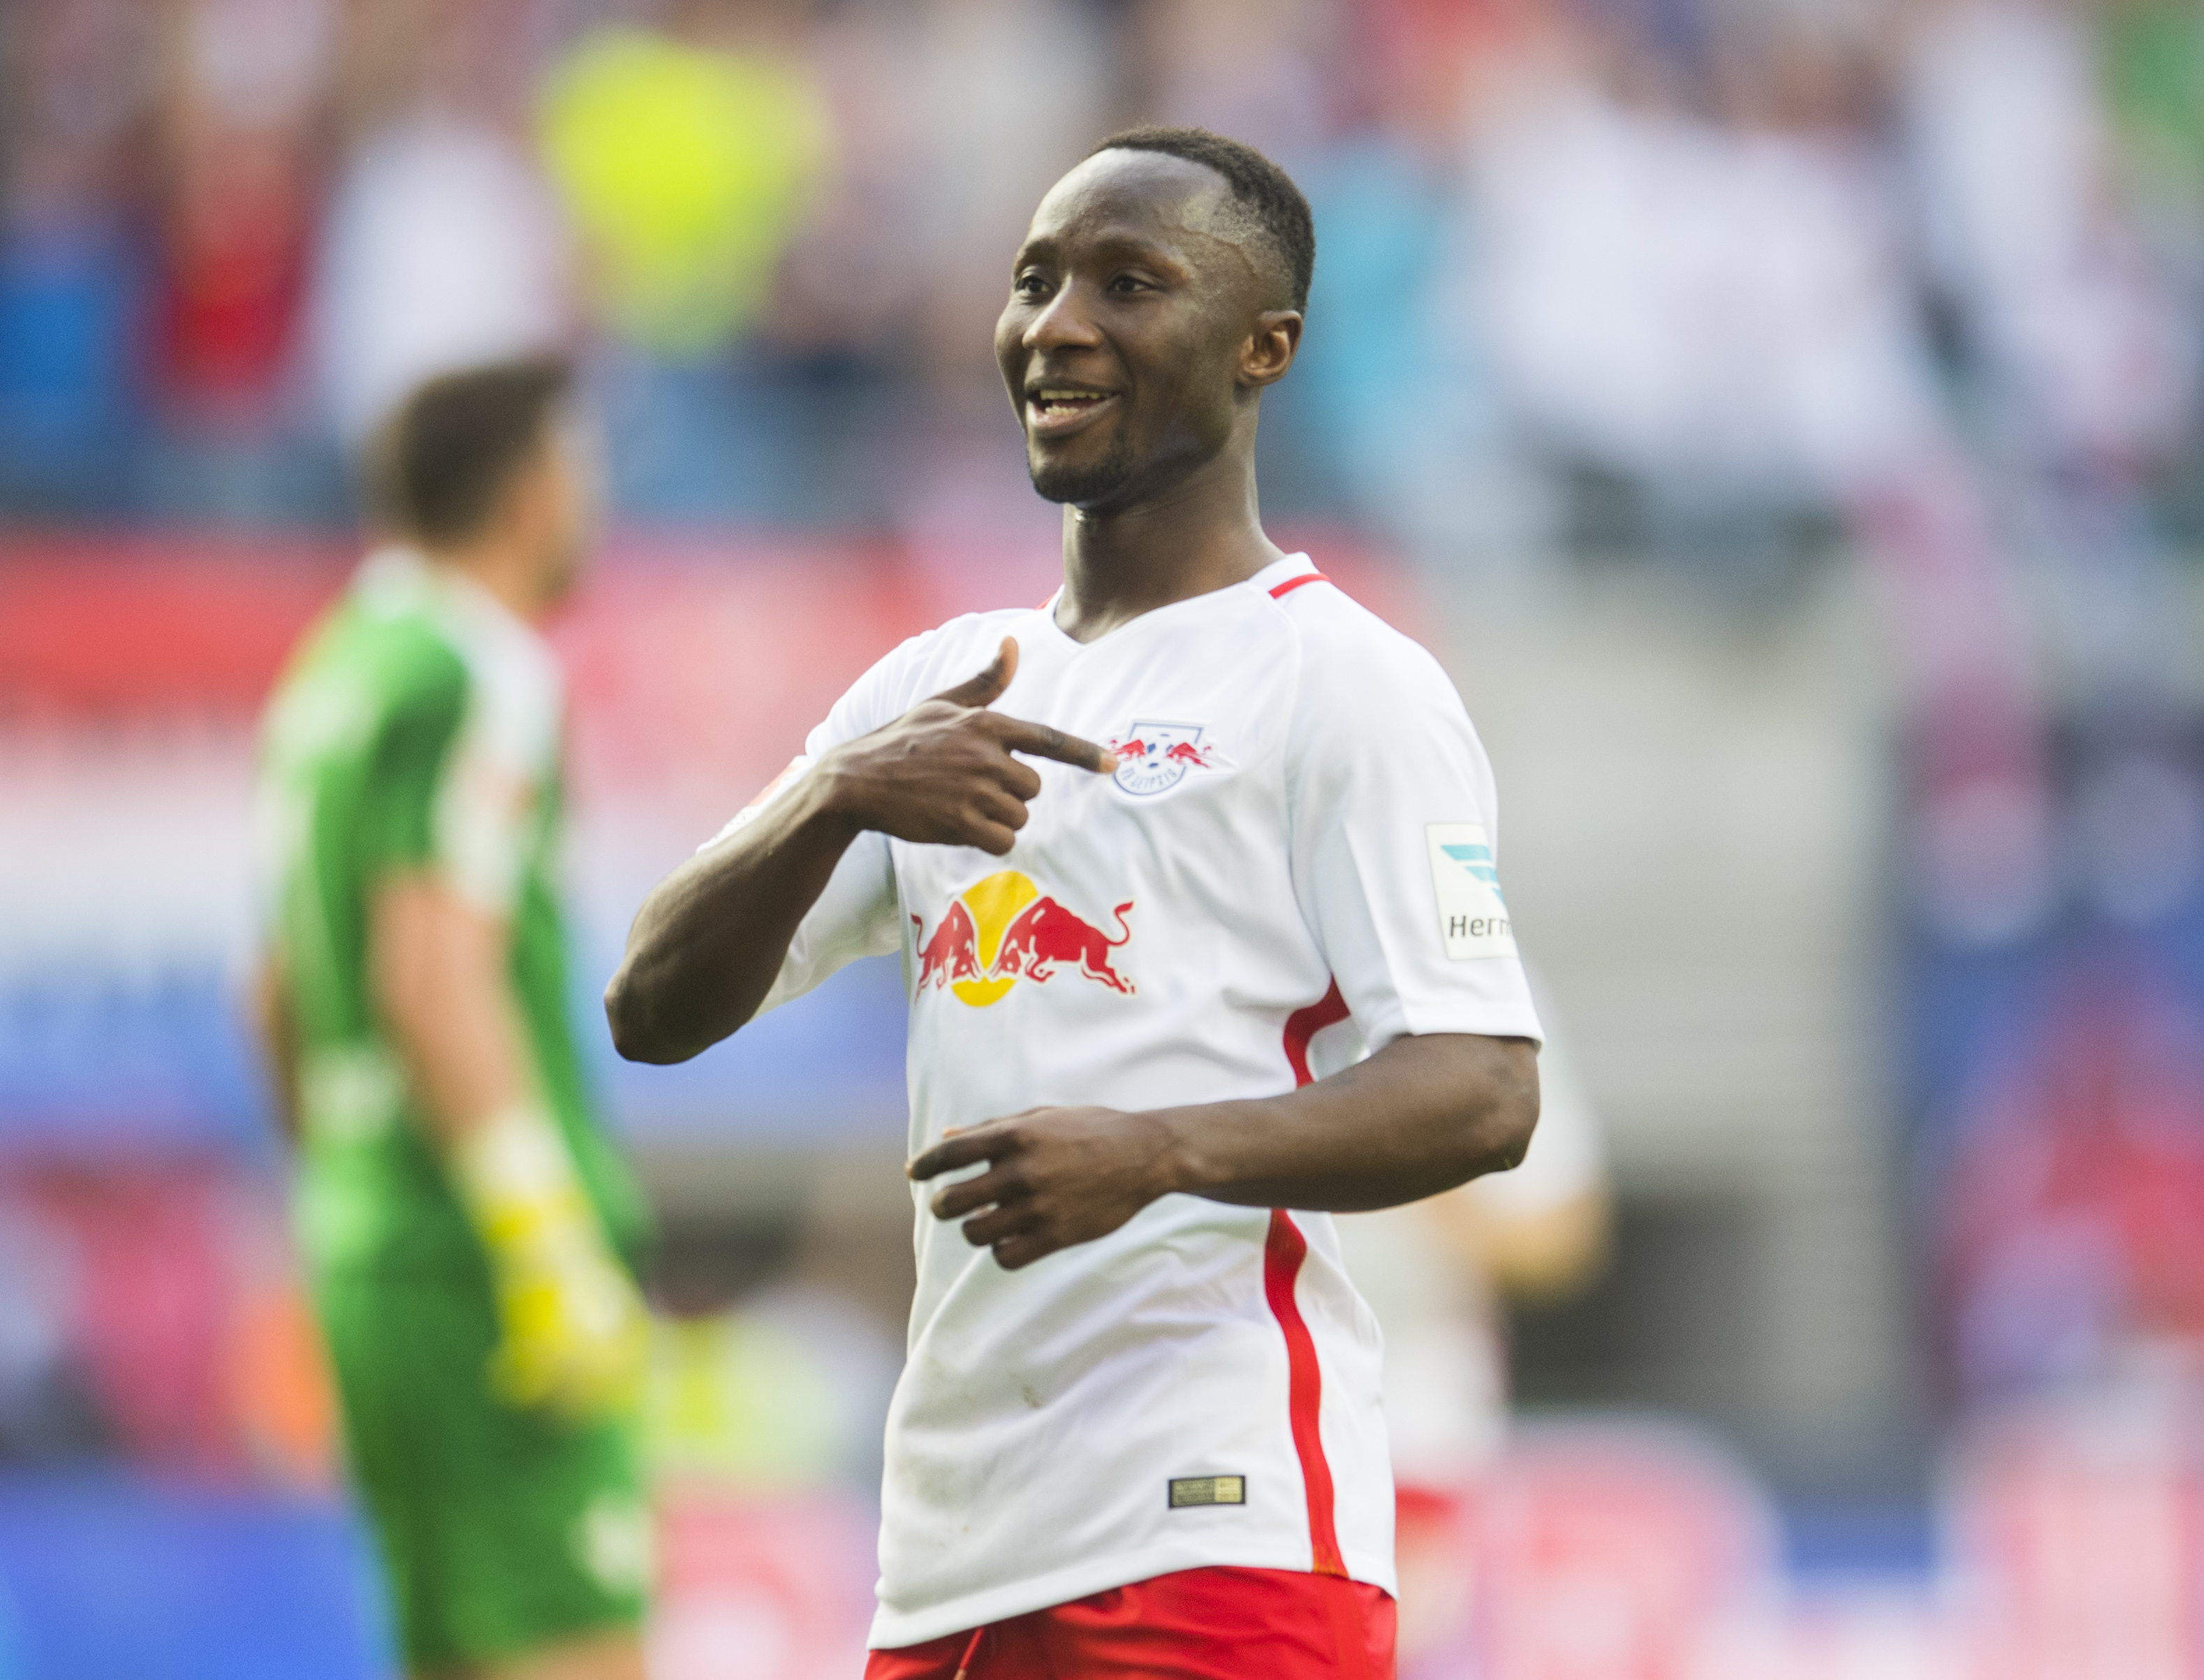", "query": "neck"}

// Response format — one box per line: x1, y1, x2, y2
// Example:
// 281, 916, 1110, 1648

421, 533, 544, 624
1052, 442, 1283, 643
